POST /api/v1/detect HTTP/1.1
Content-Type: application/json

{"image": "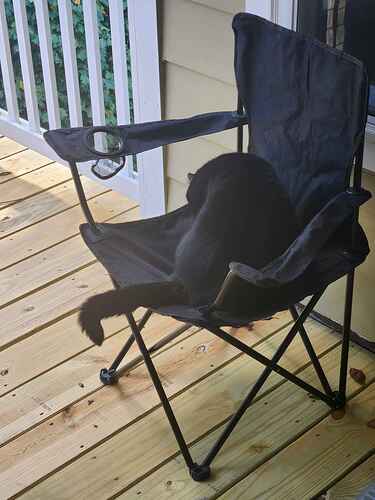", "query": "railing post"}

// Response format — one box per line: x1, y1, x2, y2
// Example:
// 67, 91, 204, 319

127, 0, 165, 217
